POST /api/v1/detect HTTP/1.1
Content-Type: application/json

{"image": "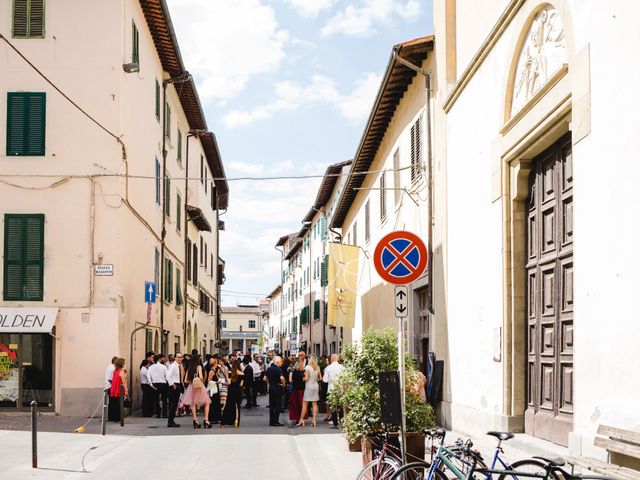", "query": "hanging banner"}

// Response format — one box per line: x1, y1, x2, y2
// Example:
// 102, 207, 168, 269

327, 243, 360, 328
